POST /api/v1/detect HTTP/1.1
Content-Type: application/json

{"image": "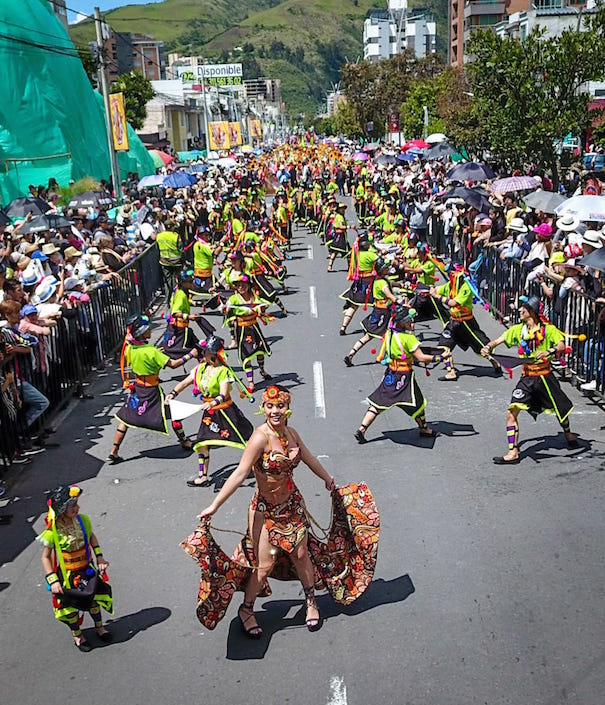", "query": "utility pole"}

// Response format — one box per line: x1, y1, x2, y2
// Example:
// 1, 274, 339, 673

94, 7, 121, 200
199, 63, 210, 153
